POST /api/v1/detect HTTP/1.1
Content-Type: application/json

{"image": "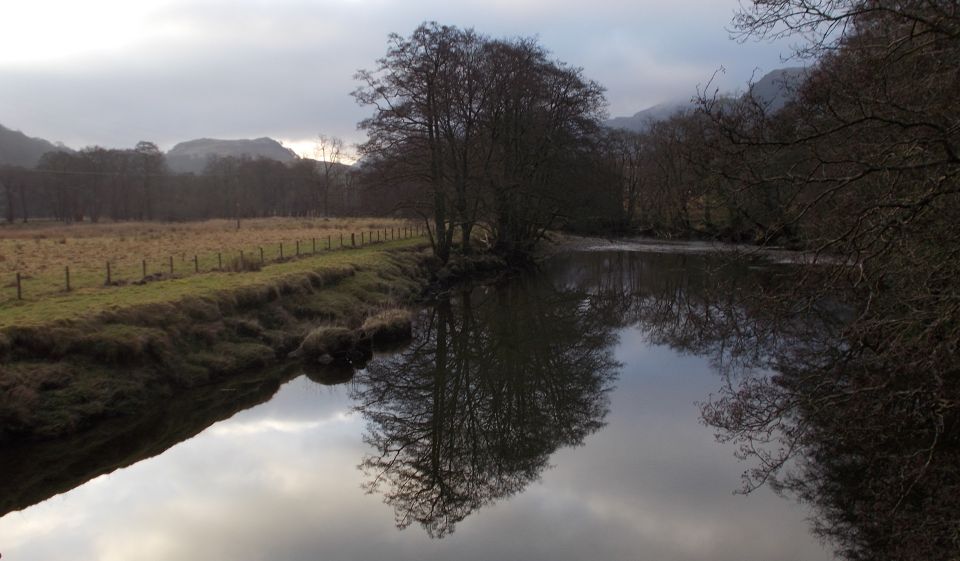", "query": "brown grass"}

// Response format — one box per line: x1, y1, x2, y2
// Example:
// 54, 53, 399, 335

360, 308, 413, 345
0, 217, 420, 305
0, 246, 436, 442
